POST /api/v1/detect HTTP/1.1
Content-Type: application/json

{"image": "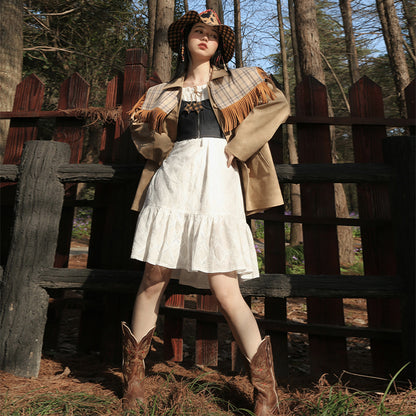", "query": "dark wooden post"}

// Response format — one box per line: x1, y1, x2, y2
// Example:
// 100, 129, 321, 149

383, 136, 416, 381
264, 125, 289, 380
349, 76, 401, 376
295, 76, 347, 376
0, 141, 70, 377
